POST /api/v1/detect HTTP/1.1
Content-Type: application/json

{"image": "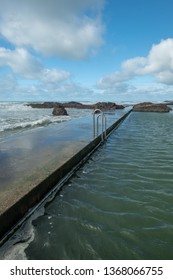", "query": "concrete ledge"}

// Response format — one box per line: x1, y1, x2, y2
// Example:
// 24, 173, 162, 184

0, 110, 131, 243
